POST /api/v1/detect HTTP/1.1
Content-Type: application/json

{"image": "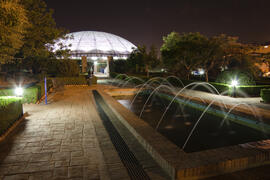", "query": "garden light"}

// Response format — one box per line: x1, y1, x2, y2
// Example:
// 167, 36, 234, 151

231, 80, 238, 87
230, 79, 238, 97
199, 69, 205, 75
15, 87, 23, 96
